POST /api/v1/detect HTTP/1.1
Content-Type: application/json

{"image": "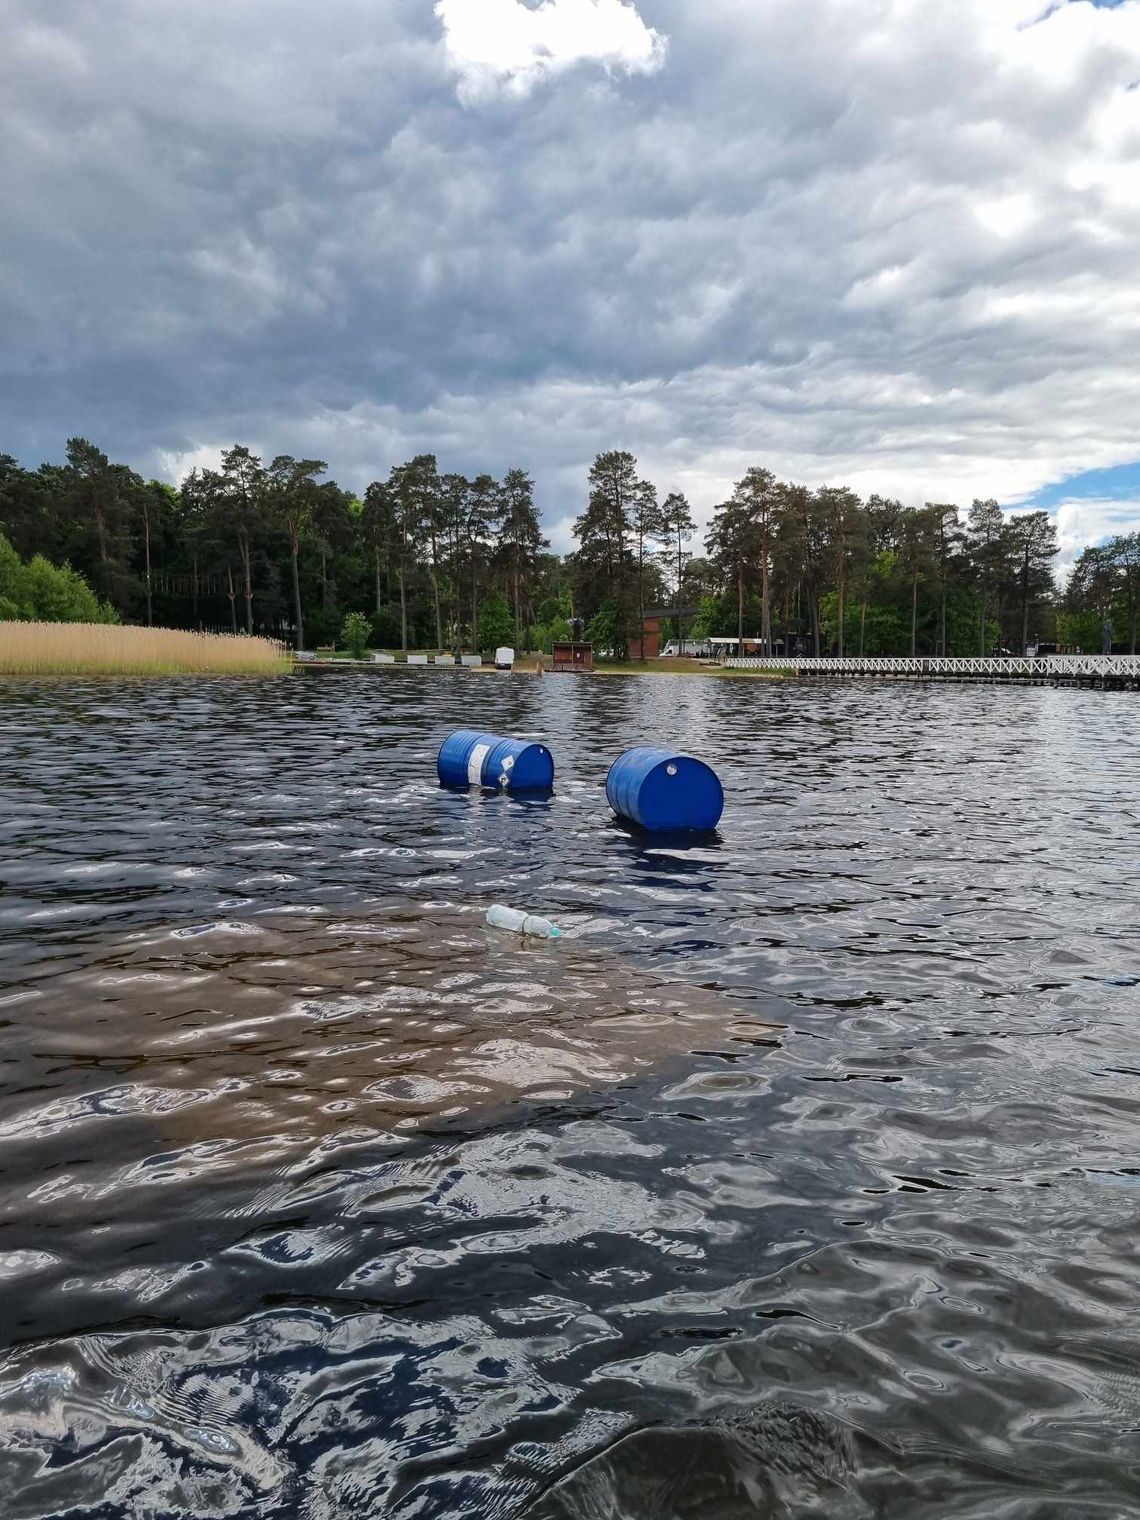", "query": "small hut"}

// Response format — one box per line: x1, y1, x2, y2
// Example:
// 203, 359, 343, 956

551, 640, 593, 673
